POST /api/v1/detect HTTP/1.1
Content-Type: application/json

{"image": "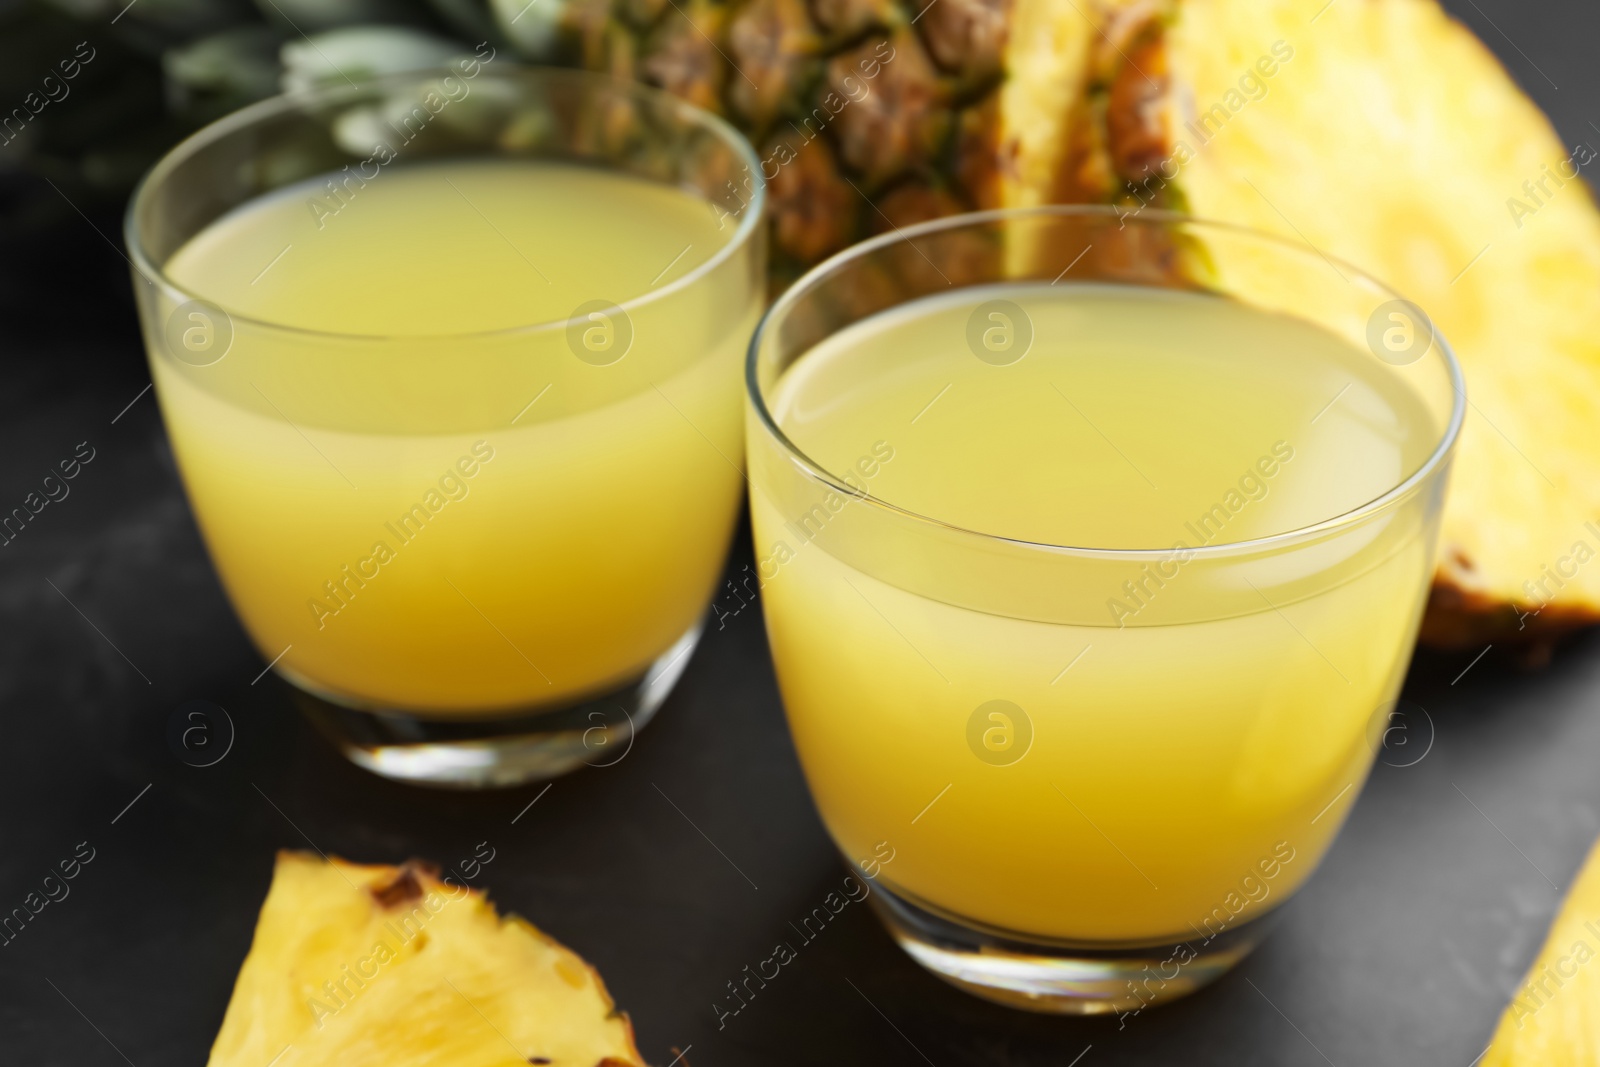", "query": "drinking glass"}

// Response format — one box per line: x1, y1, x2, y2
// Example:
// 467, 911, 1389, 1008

126, 66, 765, 787
745, 206, 1463, 1012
